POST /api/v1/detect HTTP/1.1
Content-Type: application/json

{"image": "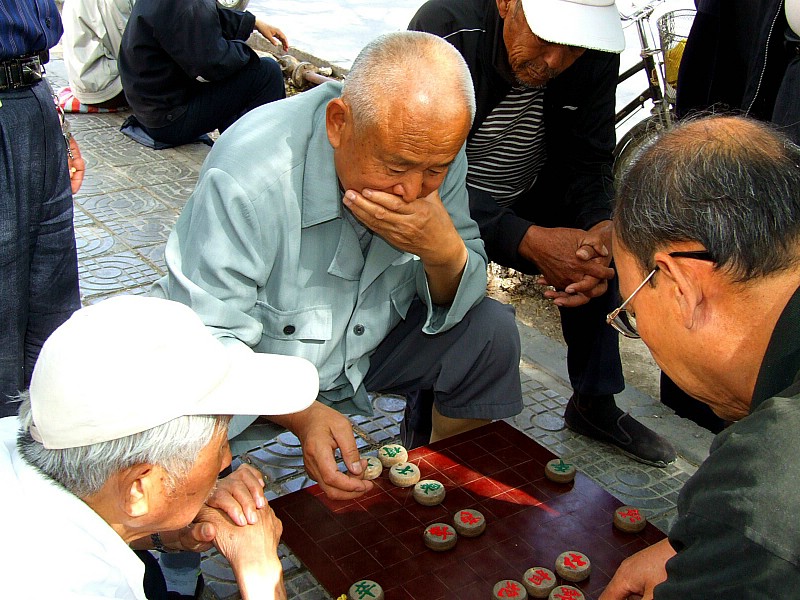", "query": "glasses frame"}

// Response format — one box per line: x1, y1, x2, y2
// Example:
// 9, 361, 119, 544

607, 250, 715, 339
